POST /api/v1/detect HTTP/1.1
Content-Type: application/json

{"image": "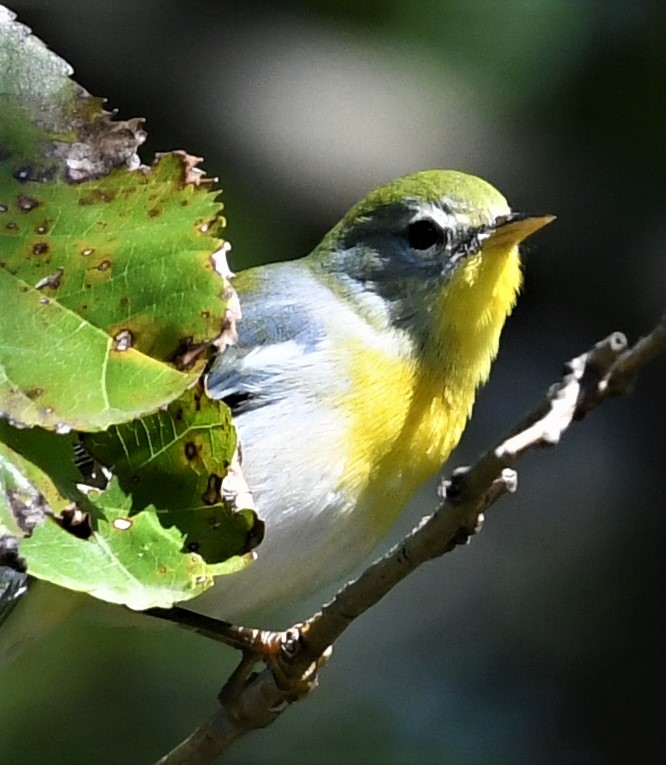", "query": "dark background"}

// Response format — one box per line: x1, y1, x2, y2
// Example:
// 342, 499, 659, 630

1, 1, 664, 763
